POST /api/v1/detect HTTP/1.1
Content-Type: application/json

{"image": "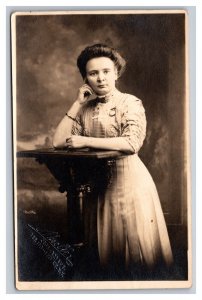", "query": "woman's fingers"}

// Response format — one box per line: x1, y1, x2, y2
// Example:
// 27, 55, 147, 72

80, 84, 94, 95
66, 136, 76, 148
82, 84, 93, 93
66, 137, 72, 148
76, 84, 94, 105
65, 136, 85, 149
